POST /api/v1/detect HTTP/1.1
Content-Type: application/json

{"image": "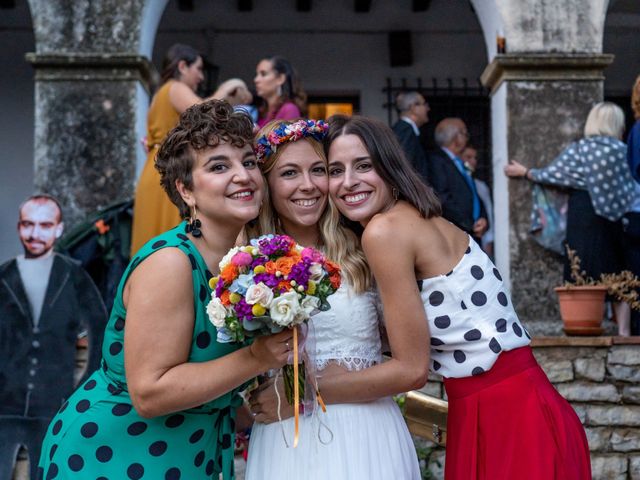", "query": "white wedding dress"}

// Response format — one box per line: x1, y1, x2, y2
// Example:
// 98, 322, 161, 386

245, 284, 421, 480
